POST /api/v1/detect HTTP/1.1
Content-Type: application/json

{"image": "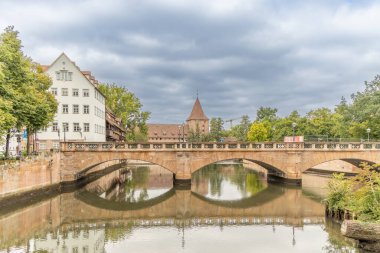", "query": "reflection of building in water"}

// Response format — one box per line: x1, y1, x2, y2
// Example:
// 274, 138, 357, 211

31, 229, 105, 253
